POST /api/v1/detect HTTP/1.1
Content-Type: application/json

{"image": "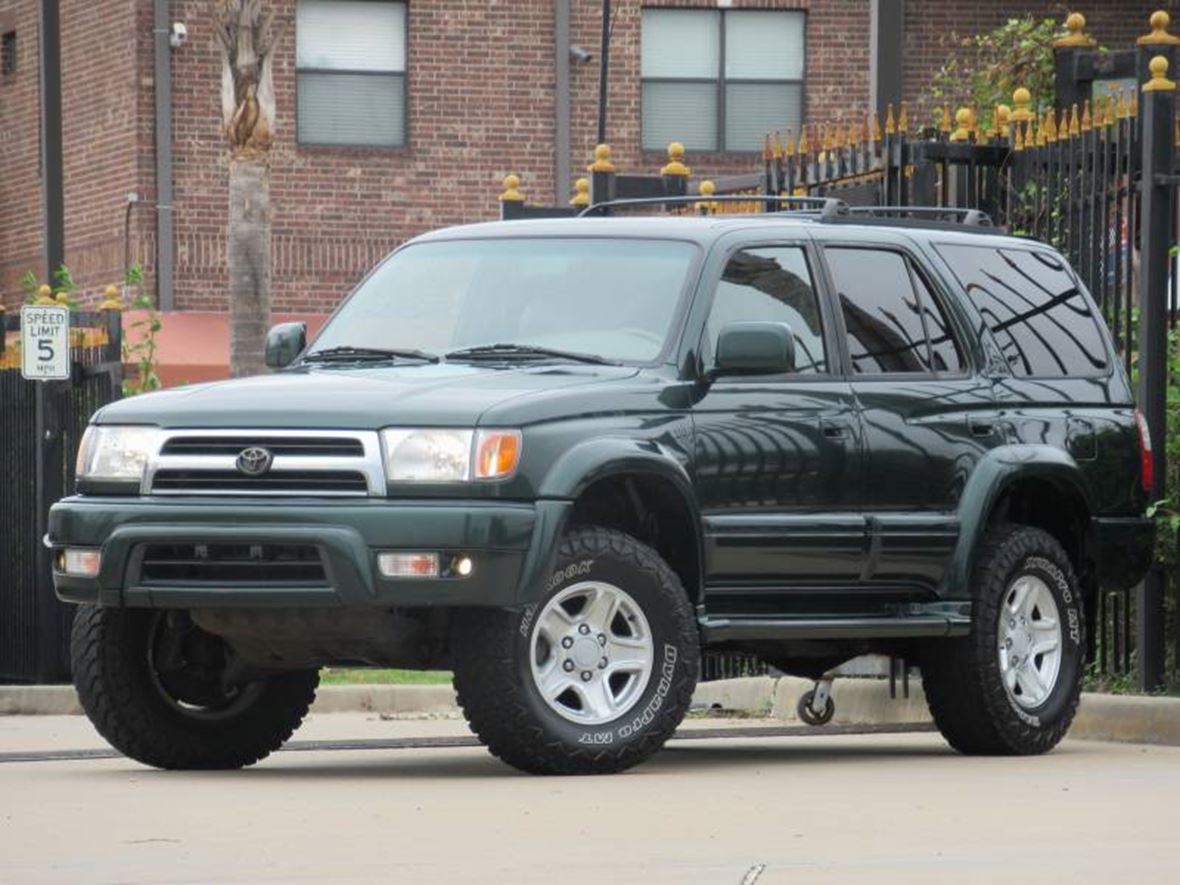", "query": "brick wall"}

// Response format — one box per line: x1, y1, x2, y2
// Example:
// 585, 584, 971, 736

0, 1, 44, 303
1, 0, 1175, 315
